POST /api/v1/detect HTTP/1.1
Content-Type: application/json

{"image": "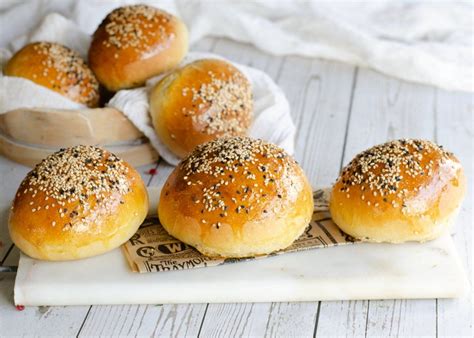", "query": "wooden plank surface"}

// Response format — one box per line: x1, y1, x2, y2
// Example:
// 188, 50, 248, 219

435, 90, 473, 337
0, 37, 472, 337
0, 158, 29, 261
0, 273, 90, 336
316, 300, 369, 337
